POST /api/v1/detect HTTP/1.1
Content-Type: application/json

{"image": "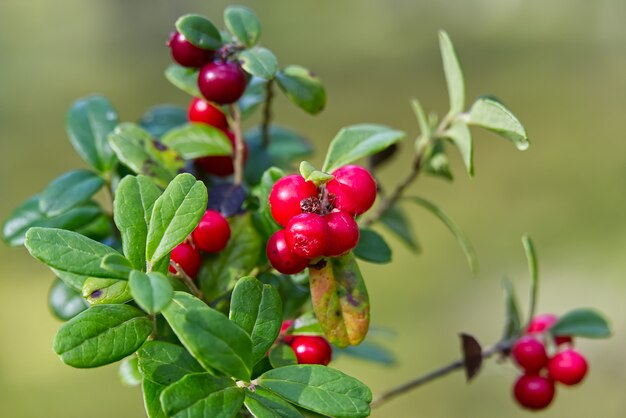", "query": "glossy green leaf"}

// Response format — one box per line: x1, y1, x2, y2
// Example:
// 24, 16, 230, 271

468, 97, 529, 150
443, 121, 473, 176
140, 105, 188, 138
66, 95, 119, 173
309, 254, 370, 347
268, 344, 298, 369
146, 173, 208, 266
160, 373, 243, 418
48, 277, 88, 321
114, 175, 162, 270
224, 5, 261, 48
423, 139, 453, 181
161, 292, 253, 380
165, 64, 201, 97
100, 253, 133, 278
75, 213, 113, 241
439, 31, 465, 114
322, 124, 405, 173
137, 341, 205, 386
502, 278, 522, 340
24, 227, 128, 279
119, 355, 142, 387
161, 123, 231, 159
549, 309, 611, 339
379, 204, 419, 251
244, 387, 304, 418
40, 170, 104, 217
522, 235, 539, 324
276, 65, 326, 115
240, 47, 278, 79
175, 14, 222, 50
299, 161, 333, 185
258, 365, 372, 418
82, 278, 132, 305
53, 304, 152, 368
353, 229, 392, 264
142, 379, 168, 418
52, 269, 88, 292
129, 271, 174, 314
